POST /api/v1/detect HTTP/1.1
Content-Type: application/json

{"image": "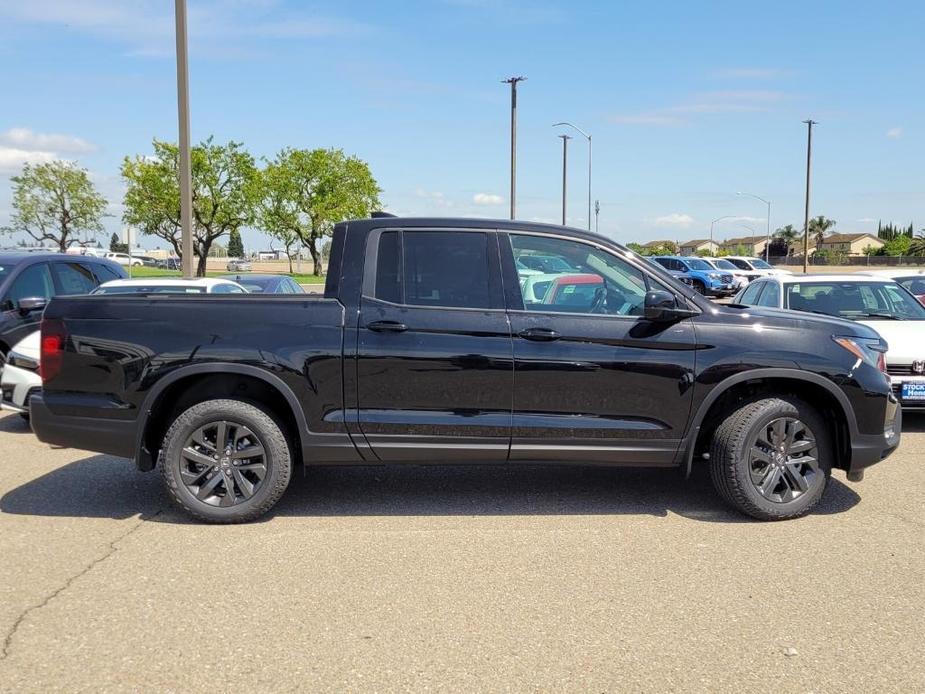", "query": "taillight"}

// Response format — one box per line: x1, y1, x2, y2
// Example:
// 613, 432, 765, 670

877, 352, 887, 375
40, 318, 67, 384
